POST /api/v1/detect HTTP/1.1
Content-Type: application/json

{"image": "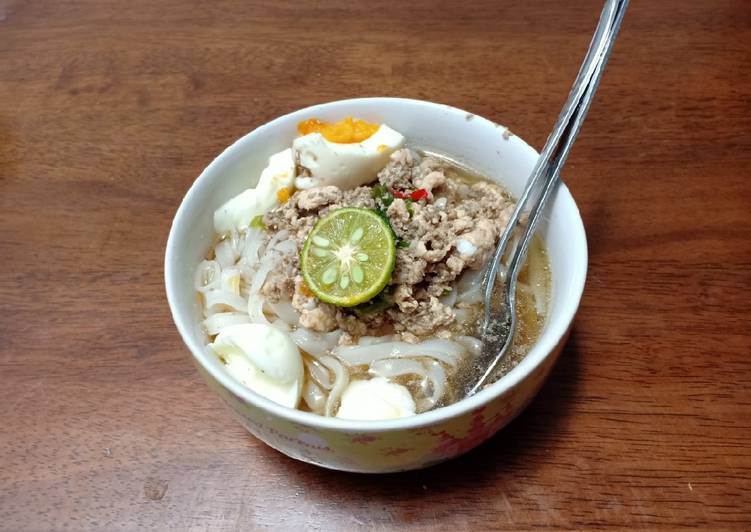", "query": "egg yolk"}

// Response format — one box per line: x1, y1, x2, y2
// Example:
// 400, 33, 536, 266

297, 117, 380, 143
276, 186, 292, 203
